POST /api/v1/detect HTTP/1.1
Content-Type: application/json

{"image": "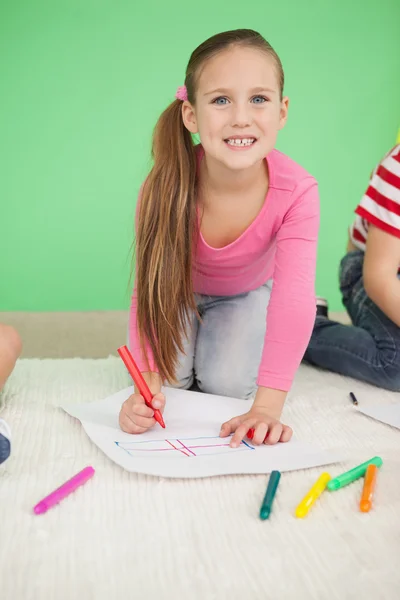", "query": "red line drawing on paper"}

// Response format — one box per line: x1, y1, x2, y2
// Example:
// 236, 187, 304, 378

115, 436, 254, 459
